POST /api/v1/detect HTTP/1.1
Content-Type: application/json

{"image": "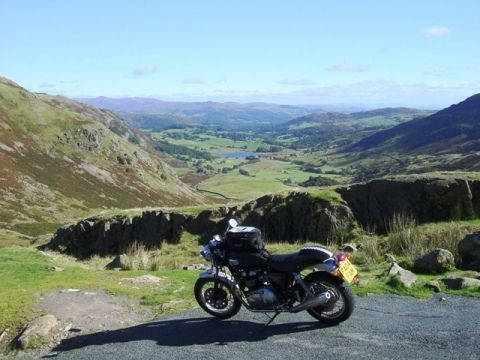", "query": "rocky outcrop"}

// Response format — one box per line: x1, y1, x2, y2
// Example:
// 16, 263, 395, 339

458, 231, 480, 270
17, 314, 58, 349
338, 178, 479, 232
441, 277, 480, 290
389, 263, 417, 288
46, 192, 354, 258
414, 249, 454, 274
46, 177, 480, 259
233, 192, 353, 243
